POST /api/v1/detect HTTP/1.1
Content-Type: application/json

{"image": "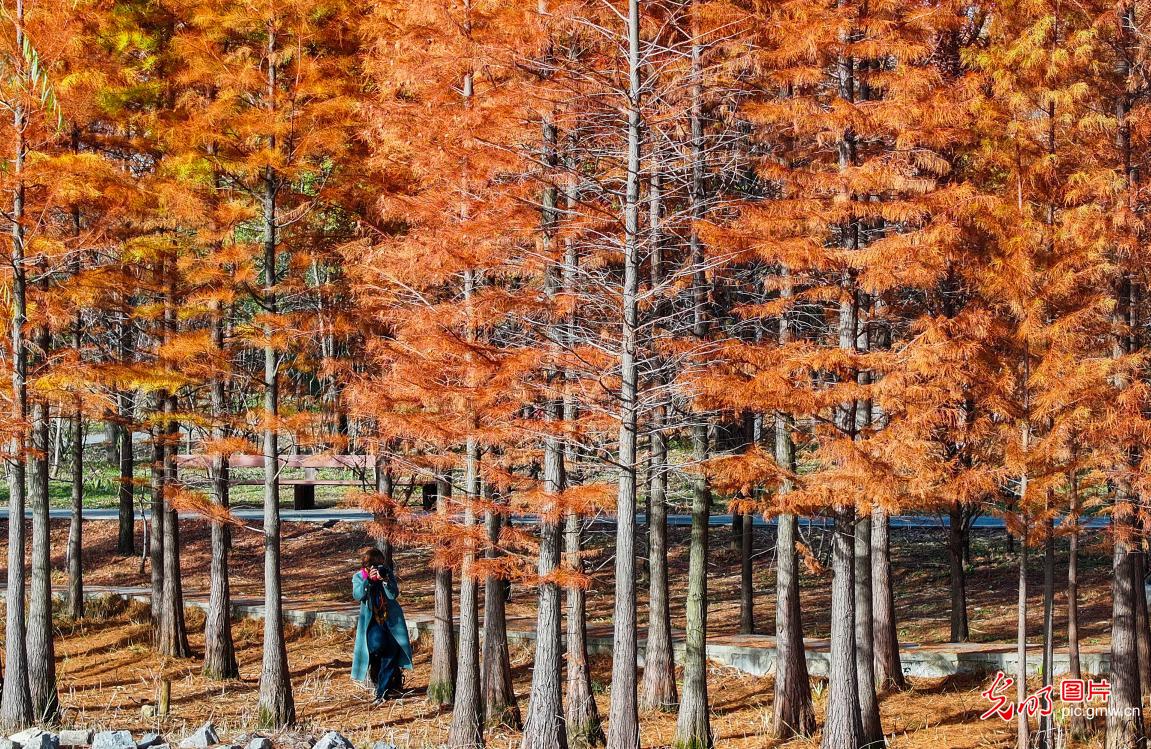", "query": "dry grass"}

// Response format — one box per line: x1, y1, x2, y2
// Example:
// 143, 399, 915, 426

49, 600, 1034, 748
2, 519, 1117, 649
0, 517, 1122, 747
